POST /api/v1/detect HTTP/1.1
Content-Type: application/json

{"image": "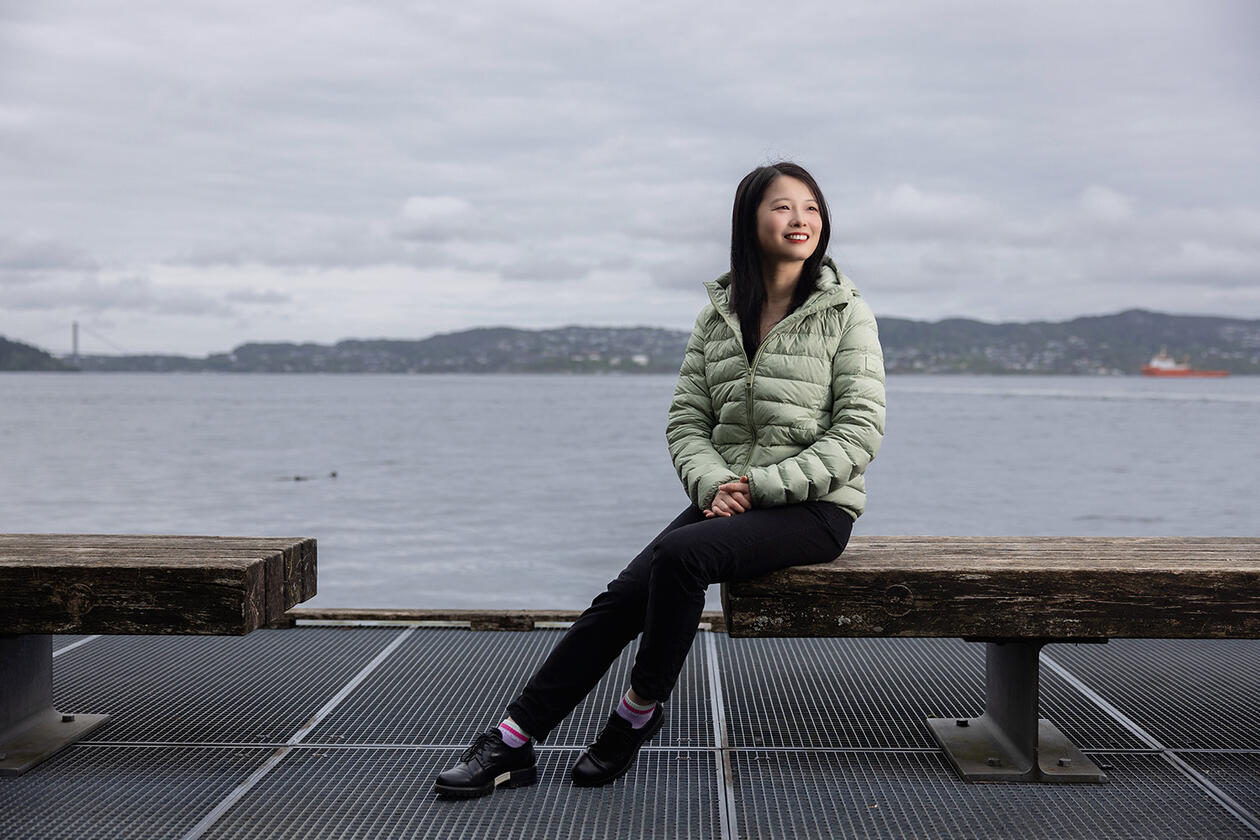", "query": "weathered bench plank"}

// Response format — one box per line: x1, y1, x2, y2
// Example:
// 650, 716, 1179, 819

0, 535, 316, 635
723, 536, 1260, 640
